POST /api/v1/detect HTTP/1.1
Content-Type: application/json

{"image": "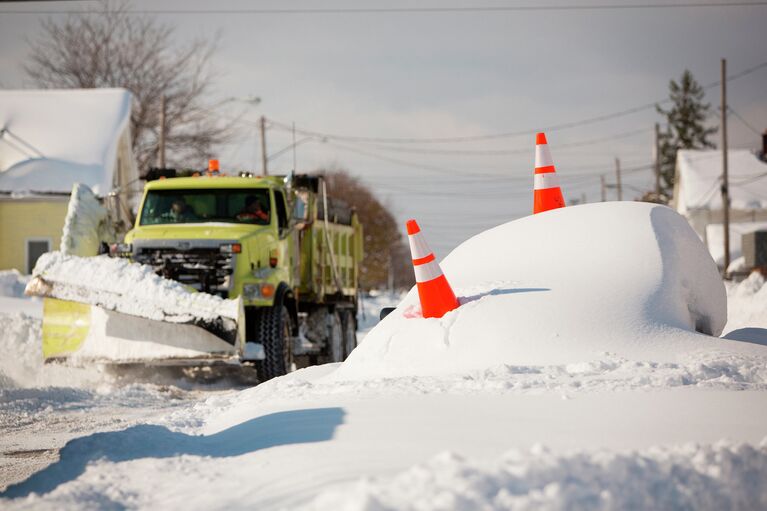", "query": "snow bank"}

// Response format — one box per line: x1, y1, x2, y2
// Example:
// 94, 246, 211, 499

0, 270, 29, 298
179, 352, 767, 429
0, 311, 107, 389
306, 441, 767, 511
337, 202, 766, 379
0, 313, 42, 389
28, 252, 239, 324
60, 184, 113, 257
